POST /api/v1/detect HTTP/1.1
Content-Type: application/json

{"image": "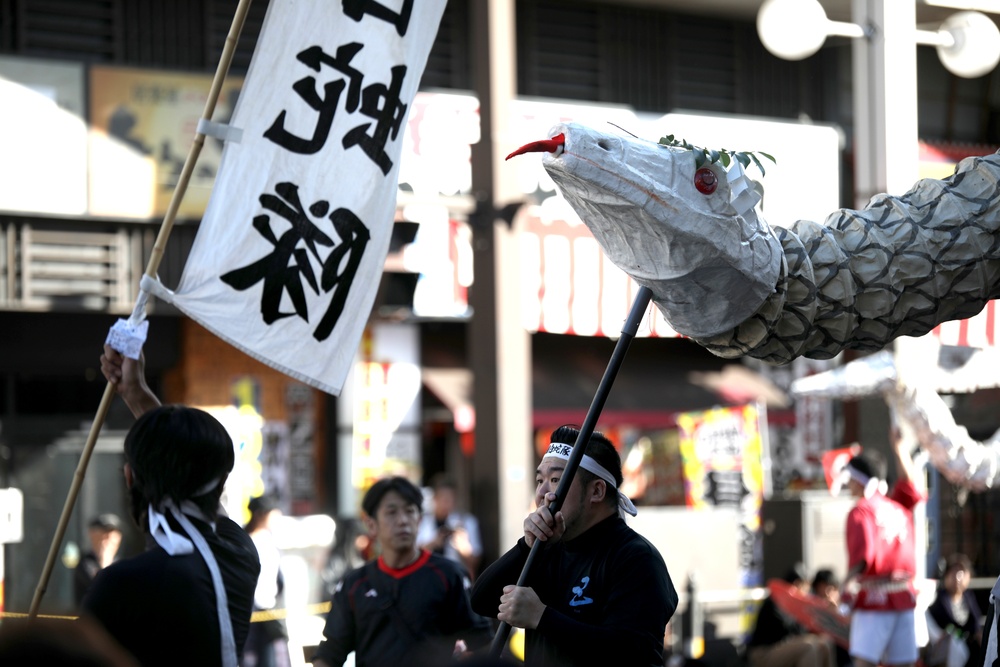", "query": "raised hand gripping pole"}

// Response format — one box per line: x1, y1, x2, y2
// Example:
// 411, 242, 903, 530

488, 285, 653, 657
27, 0, 255, 620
